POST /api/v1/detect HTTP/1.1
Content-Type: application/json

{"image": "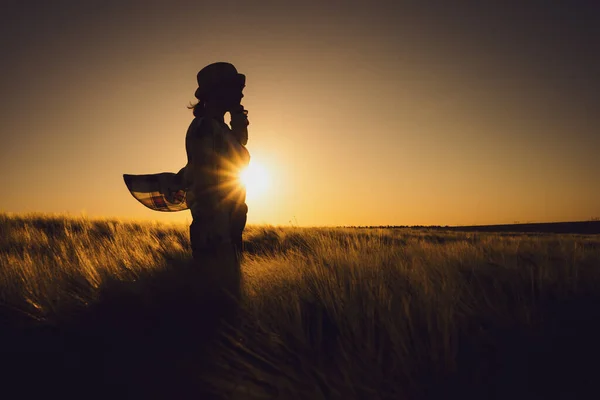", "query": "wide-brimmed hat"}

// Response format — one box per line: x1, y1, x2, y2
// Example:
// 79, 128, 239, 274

194, 62, 245, 100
